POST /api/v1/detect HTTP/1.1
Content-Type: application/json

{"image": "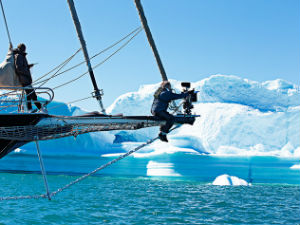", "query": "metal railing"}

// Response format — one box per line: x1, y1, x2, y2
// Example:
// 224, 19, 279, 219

0, 86, 54, 113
